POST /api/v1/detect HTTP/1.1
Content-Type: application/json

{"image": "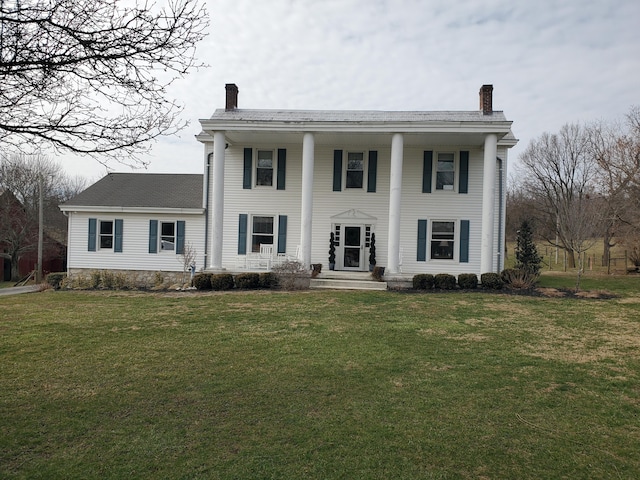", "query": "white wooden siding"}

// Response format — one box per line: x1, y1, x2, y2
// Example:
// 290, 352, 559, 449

67, 212, 206, 272
213, 141, 506, 276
